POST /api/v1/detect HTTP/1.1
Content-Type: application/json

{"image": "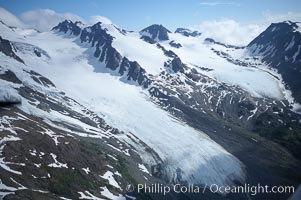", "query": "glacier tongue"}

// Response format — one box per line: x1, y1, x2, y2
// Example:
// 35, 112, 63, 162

10, 30, 246, 186
87, 76, 245, 186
